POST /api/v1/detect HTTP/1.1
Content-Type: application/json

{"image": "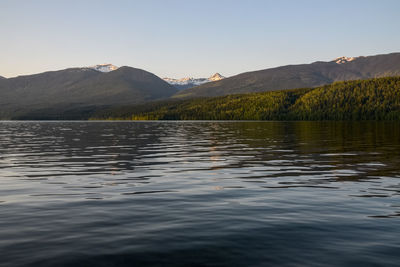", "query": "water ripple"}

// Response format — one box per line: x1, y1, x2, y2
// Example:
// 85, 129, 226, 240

0, 121, 400, 266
